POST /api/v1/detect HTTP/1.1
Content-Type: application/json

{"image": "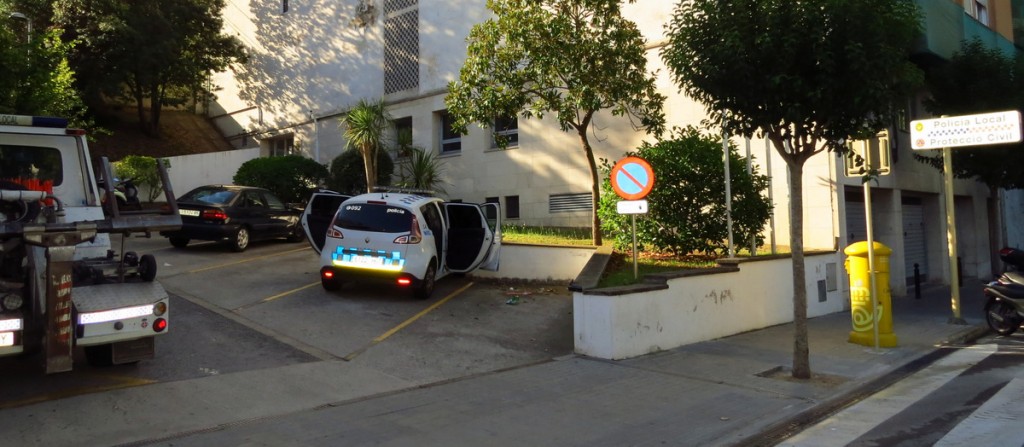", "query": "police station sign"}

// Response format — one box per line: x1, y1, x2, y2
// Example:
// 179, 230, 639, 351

911, 110, 1022, 150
